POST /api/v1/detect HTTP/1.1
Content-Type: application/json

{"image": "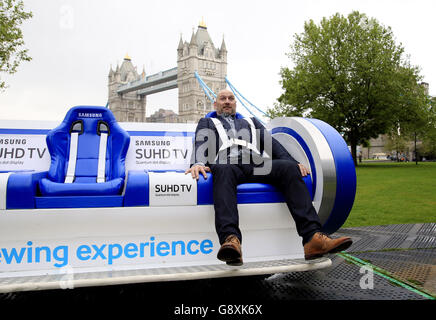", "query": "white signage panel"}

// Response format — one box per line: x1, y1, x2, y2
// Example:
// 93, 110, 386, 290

0, 134, 50, 171
0, 121, 196, 172
0, 233, 216, 272
148, 172, 197, 206
126, 134, 194, 171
